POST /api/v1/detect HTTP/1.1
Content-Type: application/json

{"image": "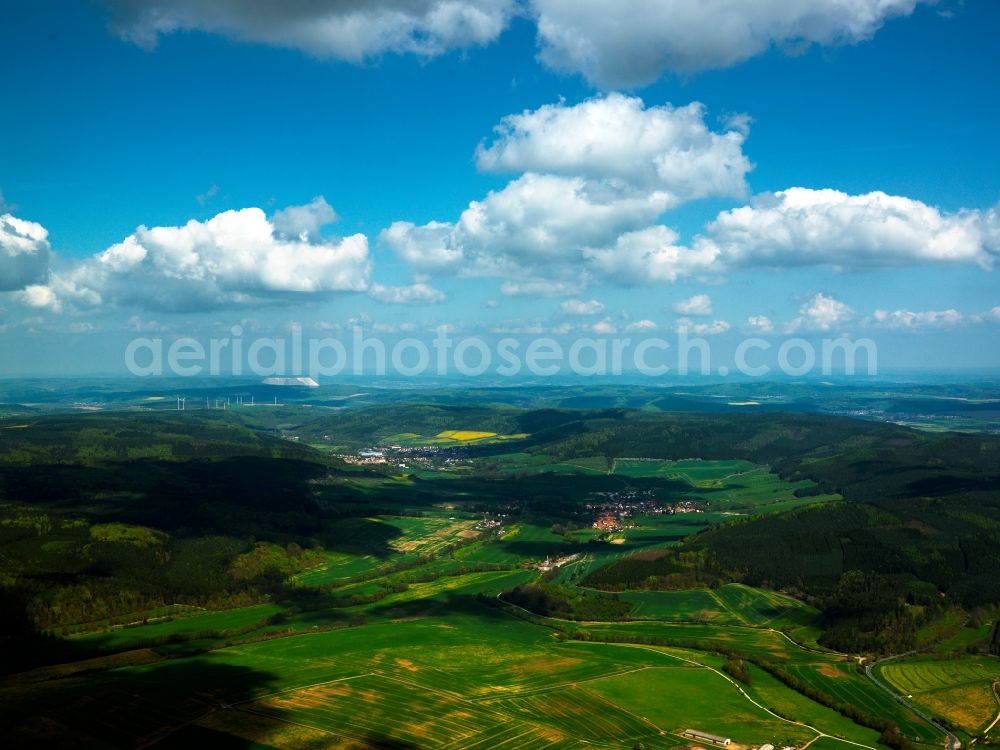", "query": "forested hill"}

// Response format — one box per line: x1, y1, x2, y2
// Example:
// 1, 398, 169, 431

0, 412, 321, 465
537, 410, 1000, 653
524, 409, 1000, 500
